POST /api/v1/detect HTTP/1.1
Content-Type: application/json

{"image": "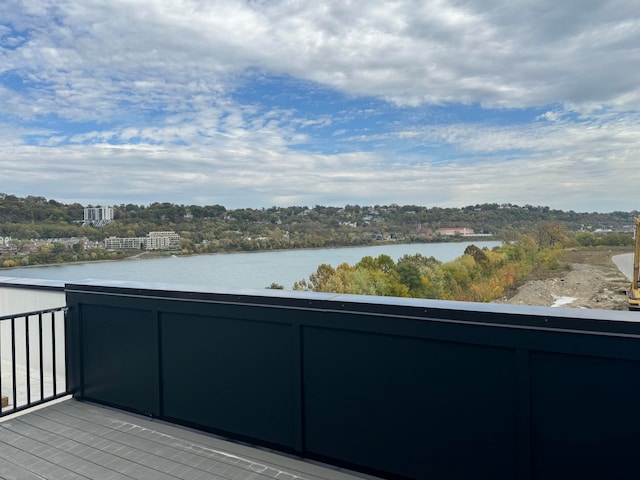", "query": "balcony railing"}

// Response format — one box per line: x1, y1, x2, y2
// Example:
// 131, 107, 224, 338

64, 280, 640, 480
0, 305, 69, 417
4, 276, 640, 479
